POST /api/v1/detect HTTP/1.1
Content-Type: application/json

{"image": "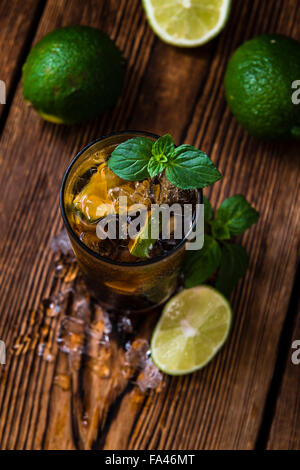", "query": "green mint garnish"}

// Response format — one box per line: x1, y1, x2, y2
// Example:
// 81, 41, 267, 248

165, 145, 221, 189
108, 137, 153, 181
152, 134, 175, 160
215, 243, 249, 297
184, 194, 259, 297
203, 195, 213, 222
211, 218, 231, 240
108, 134, 222, 189
213, 194, 259, 238
148, 157, 167, 178
184, 234, 222, 288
